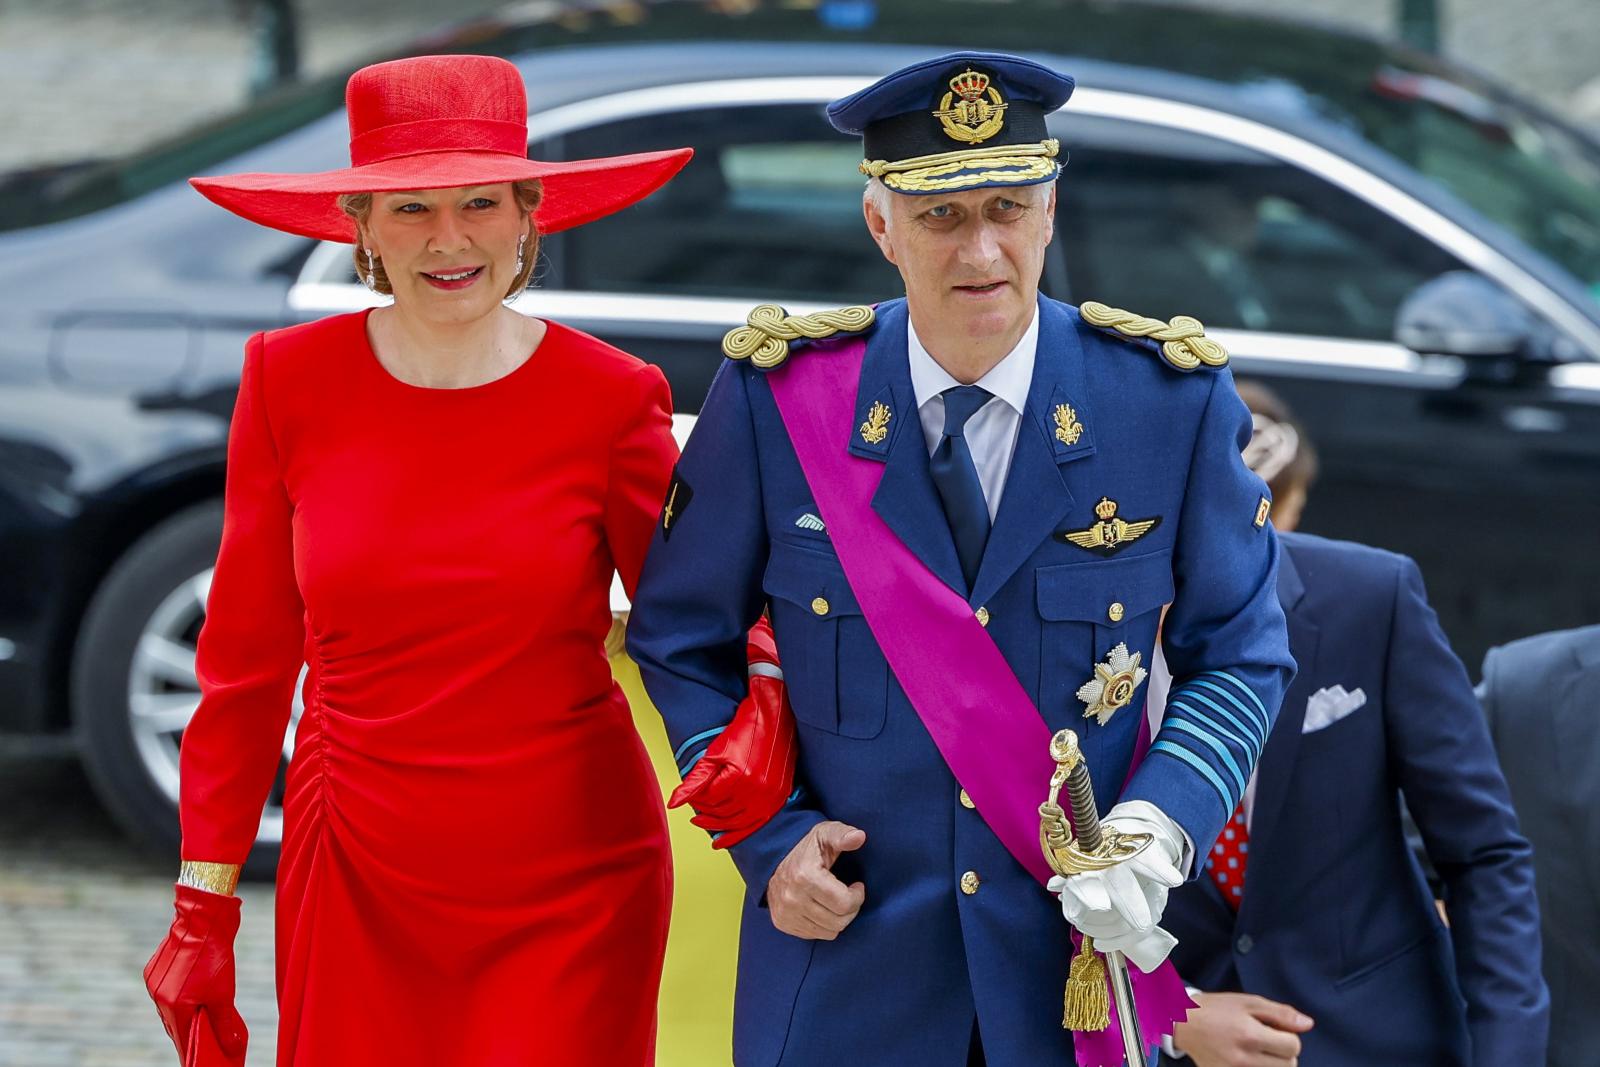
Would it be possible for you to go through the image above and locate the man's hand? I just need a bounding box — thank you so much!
[766,821,867,940]
[1048,800,1186,972]
[1172,992,1314,1067]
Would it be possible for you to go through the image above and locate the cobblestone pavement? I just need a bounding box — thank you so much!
[0,737,280,1067]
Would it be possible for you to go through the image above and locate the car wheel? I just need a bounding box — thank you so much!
[71,501,300,879]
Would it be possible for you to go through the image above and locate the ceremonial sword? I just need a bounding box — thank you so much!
[1040,729,1152,1067]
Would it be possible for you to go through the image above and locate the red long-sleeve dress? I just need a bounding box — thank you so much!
[178,310,677,1066]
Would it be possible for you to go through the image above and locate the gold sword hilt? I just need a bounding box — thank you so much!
[1039,729,1150,877]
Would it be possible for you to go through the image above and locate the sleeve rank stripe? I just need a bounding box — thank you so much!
[673,725,726,764]
[1198,670,1270,724]
[1171,686,1266,753]
[1164,718,1249,798]
[1166,697,1261,769]
[1185,679,1268,745]
[1150,739,1237,813]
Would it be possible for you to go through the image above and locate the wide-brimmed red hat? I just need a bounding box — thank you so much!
[191,54,692,242]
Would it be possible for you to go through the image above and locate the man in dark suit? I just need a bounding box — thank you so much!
[1479,624,1600,1067]
[1159,383,1548,1066]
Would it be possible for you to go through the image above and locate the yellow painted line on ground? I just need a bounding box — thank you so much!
[615,653,744,1067]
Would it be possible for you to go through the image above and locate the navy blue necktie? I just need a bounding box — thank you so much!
[930,385,992,592]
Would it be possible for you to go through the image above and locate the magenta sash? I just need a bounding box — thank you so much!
[766,337,1192,1066]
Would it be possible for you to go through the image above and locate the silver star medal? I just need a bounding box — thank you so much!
[1076,643,1149,726]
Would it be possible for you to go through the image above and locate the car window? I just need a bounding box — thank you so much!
[540,103,903,304]
[1050,112,1465,340]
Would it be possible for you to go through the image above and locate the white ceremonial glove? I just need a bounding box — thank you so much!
[1048,800,1187,974]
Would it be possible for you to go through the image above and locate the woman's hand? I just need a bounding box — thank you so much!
[144,885,249,1066]
[668,617,797,848]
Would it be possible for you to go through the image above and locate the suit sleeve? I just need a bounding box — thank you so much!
[1122,368,1295,861]
[1388,558,1549,1064]
[178,333,307,864]
[605,363,678,597]
[626,361,826,893]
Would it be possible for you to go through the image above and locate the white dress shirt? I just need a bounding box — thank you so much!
[907,307,1040,521]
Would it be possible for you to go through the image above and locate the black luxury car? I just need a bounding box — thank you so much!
[3,0,1598,869]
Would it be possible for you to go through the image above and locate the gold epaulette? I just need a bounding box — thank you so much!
[1080,301,1228,372]
[722,304,876,371]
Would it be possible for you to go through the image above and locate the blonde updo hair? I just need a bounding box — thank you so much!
[337,180,543,299]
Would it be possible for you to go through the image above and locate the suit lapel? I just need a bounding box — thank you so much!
[852,301,968,596]
[970,299,1084,608]
[1239,543,1315,915]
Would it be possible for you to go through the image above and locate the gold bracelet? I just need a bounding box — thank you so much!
[177,860,241,896]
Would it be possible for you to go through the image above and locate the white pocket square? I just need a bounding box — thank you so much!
[1303,685,1367,733]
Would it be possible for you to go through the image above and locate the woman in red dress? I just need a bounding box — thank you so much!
[142,54,693,1066]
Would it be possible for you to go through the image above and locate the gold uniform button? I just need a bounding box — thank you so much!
[1108,601,1125,623]
[960,870,981,896]
[811,597,830,617]
[975,606,991,627]
[959,789,975,810]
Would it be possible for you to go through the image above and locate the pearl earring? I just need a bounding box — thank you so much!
[364,247,376,290]
[514,233,526,276]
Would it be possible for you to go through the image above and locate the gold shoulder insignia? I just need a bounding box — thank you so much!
[722,304,876,371]
[1079,301,1229,372]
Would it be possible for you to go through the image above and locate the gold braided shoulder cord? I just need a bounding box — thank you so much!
[722,304,876,370]
[1079,301,1229,371]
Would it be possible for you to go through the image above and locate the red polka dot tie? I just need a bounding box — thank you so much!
[1206,802,1250,909]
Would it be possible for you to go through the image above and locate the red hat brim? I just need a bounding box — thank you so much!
[190,147,693,243]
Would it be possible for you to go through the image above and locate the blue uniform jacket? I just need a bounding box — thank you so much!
[628,296,1295,1067]
[1162,532,1549,1066]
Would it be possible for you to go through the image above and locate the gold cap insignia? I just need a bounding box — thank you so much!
[860,400,892,445]
[933,69,1008,144]
[1059,497,1161,556]
[722,304,876,371]
[1079,301,1229,372]
[1053,403,1083,446]
[1076,643,1148,726]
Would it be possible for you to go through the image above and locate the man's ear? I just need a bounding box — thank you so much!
[863,190,898,266]
[1044,182,1058,246]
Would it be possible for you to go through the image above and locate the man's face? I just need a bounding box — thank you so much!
[865,181,1056,351]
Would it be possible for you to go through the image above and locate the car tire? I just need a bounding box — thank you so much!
[71,500,286,880]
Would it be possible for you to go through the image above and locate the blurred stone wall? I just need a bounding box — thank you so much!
[2,0,1597,172]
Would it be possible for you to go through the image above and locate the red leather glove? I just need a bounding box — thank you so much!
[668,617,798,849]
[144,885,248,1066]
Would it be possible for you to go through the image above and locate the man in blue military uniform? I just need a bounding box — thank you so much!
[628,52,1295,1066]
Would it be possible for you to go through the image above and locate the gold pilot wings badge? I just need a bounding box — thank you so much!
[1058,497,1162,556]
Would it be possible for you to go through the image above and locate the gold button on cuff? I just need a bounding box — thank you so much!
[960,870,981,896]
[959,789,976,810]
[811,597,830,616]
[1108,601,1125,623]
[975,606,991,627]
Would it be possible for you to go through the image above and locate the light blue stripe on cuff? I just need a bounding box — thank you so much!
[1171,688,1264,754]
[1187,678,1267,741]
[1166,697,1260,769]
[673,725,725,764]
[1164,718,1246,798]
[1150,739,1234,811]
[679,747,712,777]
[1201,671,1269,723]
